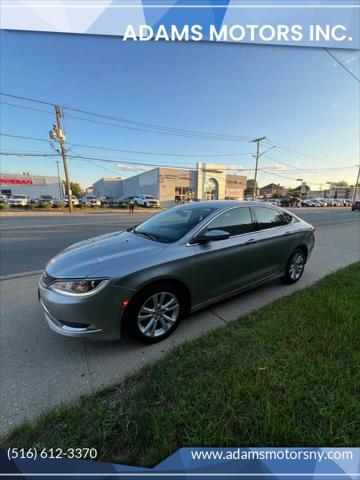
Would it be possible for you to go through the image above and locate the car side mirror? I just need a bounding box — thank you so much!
[195,229,230,244]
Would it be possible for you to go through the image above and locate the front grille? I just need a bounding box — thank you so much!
[41,272,56,287]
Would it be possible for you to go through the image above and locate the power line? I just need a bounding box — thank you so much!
[265,138,344,166]
[0,92,55,107]
[70,142,253,158]
[2,150,356,175]
[323,48,360,83]
[65,113,250,142]
[0,151,59,157]
[64,105,252,141]
[0,132,252,159]
[0,133,50,143]
[0,101,54,116]
[0,92,252,143]
[261,169,319,187]
[263,155,357,172]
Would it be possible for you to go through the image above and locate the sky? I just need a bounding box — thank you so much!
[0,29,359,190]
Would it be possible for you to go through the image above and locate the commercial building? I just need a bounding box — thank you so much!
[92,163,247,207]
[92,177,122,197]
[0,172,63,199]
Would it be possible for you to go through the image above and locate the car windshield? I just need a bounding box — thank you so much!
[12,195,26,199]
[144,195,155,199]
[133,204,216,243]
[41,196,53,200]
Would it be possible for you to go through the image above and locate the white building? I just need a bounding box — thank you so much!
[0,172,63,199]
[92,163,247,208]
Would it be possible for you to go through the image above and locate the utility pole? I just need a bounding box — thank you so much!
[352,164,360,202]
[54,160,62,200]
[251,136,266,200]
[54,105,72,212]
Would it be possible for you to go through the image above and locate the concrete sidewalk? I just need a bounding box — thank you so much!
[1,222,359,434]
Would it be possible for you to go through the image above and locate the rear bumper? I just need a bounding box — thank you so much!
[39,280,136,340]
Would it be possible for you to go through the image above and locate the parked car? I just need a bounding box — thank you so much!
[342,199,352,207]
[37,195,56,206]
[8,195,30,206]
[301,200,317,207]
[82,196,101,207]
[327,199,342,207]
[134,195,160,208]
[314,199,329,207]
[118,195,135,206]
[352,200,360,211]
[63,195,79,207]
[100,196,118,207]
[0,194,8,204]
[39,201,315,344]
[311,199,325,207]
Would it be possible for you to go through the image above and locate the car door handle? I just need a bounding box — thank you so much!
[284,231,293,236]
[246,238,258,244]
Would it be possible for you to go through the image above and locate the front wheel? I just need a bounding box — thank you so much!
[127,284,185,344]
[282,248,306,284]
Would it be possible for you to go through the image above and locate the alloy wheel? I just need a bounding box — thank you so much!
[137,292,180,338]
[288,252,305,281]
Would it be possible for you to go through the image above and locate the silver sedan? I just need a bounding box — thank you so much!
[39,201,315,343]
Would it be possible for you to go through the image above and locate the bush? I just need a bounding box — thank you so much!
[36,203,52,209]
[52,203,65,209]
[0,203,10,209]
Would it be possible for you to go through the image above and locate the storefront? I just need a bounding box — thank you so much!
[0,173,63,199]
[93,163,247,208]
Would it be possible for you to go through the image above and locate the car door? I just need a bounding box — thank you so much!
[251,206,299,277]
[193,206,264,305]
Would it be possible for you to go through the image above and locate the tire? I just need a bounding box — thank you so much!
[282,248,306,284]
[144,202,148,208]
[126,283,185,344]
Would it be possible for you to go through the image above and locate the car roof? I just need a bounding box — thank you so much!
[182,200,280,209]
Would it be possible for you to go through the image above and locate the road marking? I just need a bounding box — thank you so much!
[0,270,43,281]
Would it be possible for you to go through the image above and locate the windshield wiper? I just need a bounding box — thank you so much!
[132,228,159,242]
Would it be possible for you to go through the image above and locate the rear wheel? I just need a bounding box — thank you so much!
[282,248,306,284]
[144,202,148,207]
[127,283,185,344]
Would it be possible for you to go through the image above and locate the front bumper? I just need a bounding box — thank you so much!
[39,280,136,340]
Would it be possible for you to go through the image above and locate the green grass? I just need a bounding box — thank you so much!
[2,263,359,466]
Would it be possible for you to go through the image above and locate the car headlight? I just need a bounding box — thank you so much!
[49,279,109,297]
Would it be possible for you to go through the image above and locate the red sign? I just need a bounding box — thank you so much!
[0,178,33,185]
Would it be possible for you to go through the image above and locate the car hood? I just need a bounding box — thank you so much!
[46,231,166,278]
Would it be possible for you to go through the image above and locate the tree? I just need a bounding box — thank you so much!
[245,179,258,198]
[63,181,83,198]
[335,180,348,188]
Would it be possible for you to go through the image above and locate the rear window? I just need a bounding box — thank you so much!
[254,207,293,230]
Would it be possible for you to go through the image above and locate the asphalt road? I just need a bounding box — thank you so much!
[0,208,356,277]
[0,208,359,433]
[0,212,153,277]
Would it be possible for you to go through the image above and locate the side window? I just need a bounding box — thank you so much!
[207,207,255,236]
[254,207,292,230]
